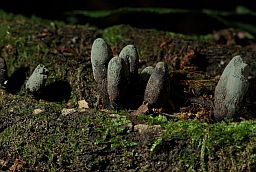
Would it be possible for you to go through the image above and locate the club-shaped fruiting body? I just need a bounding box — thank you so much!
[0,57,7,86]
[119,45,139,78]
[140,66,154,83]
[91,38,112,83]
[91,38,113,106]
[214,55,250,121]
[107,56,130,109]
[144,61,170,108]
[26,64,49,93]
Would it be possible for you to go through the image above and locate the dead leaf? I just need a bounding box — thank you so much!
[111,46,119,56]
[0,159,7,167]
[78,100,89,109]
[9,159,25,172]
[131,102,150,115]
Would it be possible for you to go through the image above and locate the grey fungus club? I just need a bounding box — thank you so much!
[26,64,49,94]
[214,55,250,122]
[144,61,170,108]
[90,38,112,107]
[107,56,130,109]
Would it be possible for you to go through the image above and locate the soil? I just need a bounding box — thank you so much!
[1,10,256,171]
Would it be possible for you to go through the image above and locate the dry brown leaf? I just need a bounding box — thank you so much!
[78,100,89,109]
[9,159,25,172]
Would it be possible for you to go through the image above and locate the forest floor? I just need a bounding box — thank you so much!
[1,9,256,171]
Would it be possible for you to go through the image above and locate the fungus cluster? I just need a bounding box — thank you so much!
[91,38,251,122]
[91,38,140,109]
[91,38,170,110]
[0,37,251,123]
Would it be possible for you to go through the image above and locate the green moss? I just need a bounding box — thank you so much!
[0,94,136,170]
[101,25,133,47]
[1,88,256,171]
[148,115,256,170]
[94,111,136,148]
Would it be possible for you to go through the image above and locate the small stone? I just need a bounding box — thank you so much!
[214,55,250,121]
[61,108,76,115]
[134,124,162,135]
[144,62,170,108]
[33,108,44,115]
[119,45,139,77]
[0,57,7,86]
[26,64,49,93]
[108,113,120,118]
[107,56,130,109]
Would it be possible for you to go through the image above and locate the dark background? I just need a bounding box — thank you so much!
[1,0,256,35]
[1,0,255,16]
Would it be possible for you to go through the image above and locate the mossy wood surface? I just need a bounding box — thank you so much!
[0,10,256,171]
